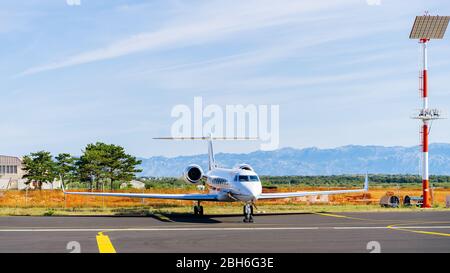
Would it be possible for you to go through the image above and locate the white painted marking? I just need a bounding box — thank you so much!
[0,227,318,232]
[333,227,389,230]
[334,226,450,230]
[387,226,450,229]
[0,226,449,232]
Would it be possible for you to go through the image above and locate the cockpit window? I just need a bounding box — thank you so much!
[238,175,249,181]
[249,175,259,181]
[238,175,259,182]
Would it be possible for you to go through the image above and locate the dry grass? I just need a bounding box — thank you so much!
[0,186,448,216]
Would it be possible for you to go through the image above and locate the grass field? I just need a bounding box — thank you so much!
[0,186,449,216]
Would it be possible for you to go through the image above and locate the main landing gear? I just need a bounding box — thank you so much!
[193,201,204,216]
[243,203,254,223]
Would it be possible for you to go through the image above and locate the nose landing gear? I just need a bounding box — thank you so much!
[193,201,204,216]
[243,203,254,223]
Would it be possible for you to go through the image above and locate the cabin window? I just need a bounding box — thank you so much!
[213,178,227,184]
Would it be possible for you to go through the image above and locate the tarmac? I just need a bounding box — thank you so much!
[0,211,449,253]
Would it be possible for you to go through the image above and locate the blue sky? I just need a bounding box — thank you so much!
[1,0,450,157]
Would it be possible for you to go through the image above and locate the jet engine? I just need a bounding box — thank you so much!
[183,164,204,184]
[235,164,254,172]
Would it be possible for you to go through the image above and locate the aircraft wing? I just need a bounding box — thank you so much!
[63,191,218,201]
[258,174,369,200]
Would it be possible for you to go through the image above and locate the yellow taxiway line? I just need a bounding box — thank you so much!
[153,213,173,222]
[96,232,117,253]
[314,212,450,238]
[387,224,450,237]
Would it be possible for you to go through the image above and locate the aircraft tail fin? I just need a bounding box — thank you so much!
[60,175,66,193]
[207,134,217,170]
[364,173,369,191]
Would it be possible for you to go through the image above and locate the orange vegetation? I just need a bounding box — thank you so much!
[0,187,449,208]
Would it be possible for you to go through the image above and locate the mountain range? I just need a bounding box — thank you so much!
[138,143,450,177]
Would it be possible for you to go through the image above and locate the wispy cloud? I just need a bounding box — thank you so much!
[19,0,353,76]
[126,17,407,92]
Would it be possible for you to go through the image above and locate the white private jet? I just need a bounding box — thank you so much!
[63,135,369,222]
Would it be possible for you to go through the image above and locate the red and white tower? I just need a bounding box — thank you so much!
[410,15,450,208]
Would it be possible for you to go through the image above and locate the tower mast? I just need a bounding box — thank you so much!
[410,14,449,208]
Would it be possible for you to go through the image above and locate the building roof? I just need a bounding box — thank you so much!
[0,155,22,165]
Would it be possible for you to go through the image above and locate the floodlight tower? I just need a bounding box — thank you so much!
[410,15,450,208]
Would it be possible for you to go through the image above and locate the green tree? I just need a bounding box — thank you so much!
[103,144,142,190]
[77,144,105,190]
[22,151,57,190]
[78,142,142,190]
[55,153,77,185]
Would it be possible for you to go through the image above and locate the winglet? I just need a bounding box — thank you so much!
[60,176,66,194]
[364,173,369,191]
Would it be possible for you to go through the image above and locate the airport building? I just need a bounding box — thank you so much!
[0,155,25,190]
[0,155,24,179]
[120,180,146,190]
[0,155,61,190]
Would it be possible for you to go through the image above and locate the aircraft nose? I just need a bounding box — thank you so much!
[242,183,262,200]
